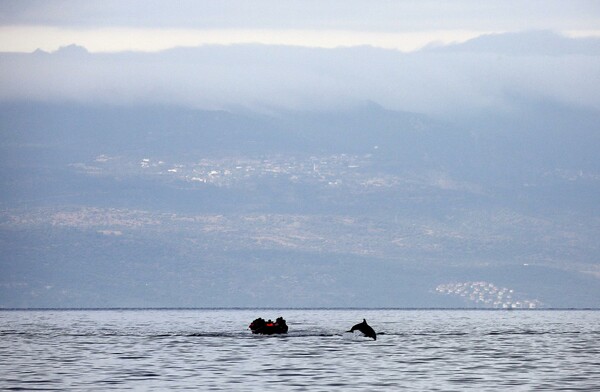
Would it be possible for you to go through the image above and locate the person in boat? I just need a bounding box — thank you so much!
[249,316,288,334]
[275,317,288,333]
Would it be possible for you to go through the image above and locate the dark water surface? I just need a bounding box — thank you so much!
[1,309,599,391]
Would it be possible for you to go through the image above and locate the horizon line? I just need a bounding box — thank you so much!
[1,307,598,311]
[3,26,600,54]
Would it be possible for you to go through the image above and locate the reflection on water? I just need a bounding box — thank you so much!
[1,309,599,390]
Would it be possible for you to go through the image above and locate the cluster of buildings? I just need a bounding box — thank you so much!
[133,154,390,189]
[435,281,541,308]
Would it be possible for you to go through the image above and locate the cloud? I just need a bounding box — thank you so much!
[2,1,599,54]
[0,32,598,116]
[1,0,599,32]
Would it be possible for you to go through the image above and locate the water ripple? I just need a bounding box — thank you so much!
[1,309,599,390]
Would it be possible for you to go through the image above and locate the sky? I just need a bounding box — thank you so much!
[1,0,599,53]
[0,1,599,115]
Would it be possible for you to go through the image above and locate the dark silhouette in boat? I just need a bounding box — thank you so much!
[249,317,288,335]
[347,319,377,340]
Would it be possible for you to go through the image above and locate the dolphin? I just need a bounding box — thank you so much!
[347,319,377,340]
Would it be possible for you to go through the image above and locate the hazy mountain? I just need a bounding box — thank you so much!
[1,30,599,308]
[426,30,600,55]
[1,31,599,115]
[1,99,599,308]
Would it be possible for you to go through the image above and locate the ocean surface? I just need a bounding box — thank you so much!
[1,309,599,391]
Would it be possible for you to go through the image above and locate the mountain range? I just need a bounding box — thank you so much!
[1,31,599,308]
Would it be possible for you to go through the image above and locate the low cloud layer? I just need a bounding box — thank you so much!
[1,31,599,117]
[2,0,598,31]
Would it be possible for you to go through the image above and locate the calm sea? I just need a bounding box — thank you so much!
[1,309,598,391]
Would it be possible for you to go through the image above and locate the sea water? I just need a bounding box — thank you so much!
[1,309,598,391]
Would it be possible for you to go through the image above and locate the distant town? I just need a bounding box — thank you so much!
[82,153,416,191]
[436,281,541,308]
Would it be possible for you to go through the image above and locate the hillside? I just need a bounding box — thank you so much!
[1,101,599,307]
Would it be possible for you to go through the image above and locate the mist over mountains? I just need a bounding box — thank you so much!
[2,31,599,114]
[1,31,599,308]
[425,29,600,55]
